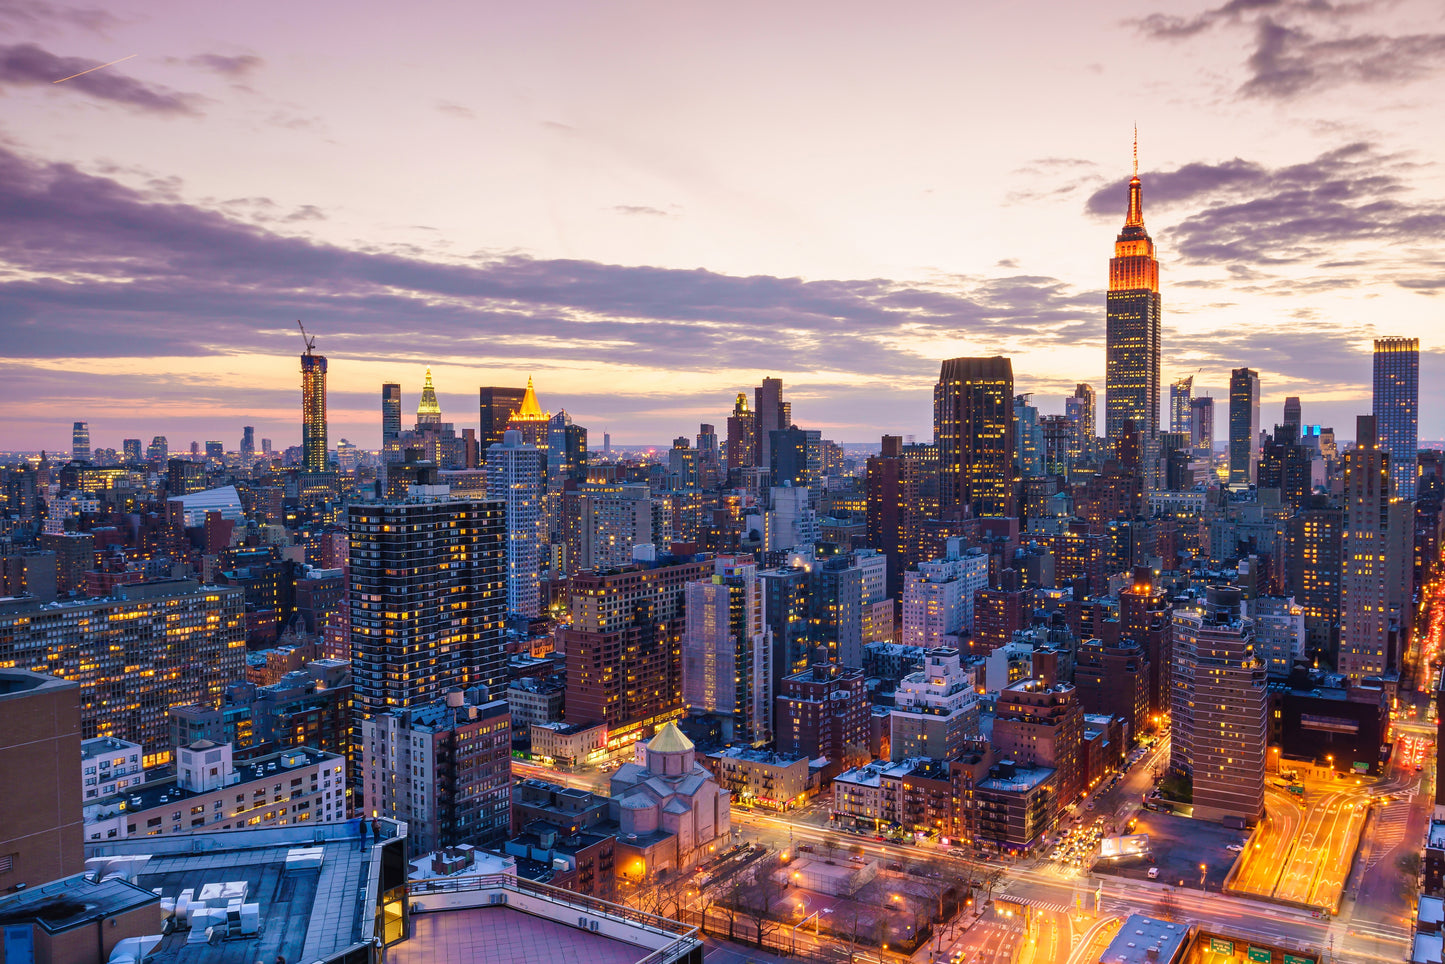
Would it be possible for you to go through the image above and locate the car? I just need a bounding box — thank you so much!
[1226,844,1244,853]
[1086,801,1095,811]
[1148,867,1160,879]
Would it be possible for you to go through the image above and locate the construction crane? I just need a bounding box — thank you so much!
[297,320,316,354]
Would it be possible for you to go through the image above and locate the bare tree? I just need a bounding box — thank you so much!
[1155,887,1180,923]
[821,833,841,862]
[733,855,786,948]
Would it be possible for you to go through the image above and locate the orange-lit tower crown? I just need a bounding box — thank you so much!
[1104,129,1162,450]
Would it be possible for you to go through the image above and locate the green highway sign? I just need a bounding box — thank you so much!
[1248,947,1271,962]
[1283,955,1312,964]
[1210,938,1235,954]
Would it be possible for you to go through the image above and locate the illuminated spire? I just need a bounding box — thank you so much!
[1125,128,1144,228]
[512,375,549,421]
[417,367,441,417]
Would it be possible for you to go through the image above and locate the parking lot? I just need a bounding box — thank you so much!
[1090,809,1247,891]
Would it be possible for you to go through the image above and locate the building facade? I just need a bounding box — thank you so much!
[1105,159,1161,448]
[936,356,1016,518]
[486,430,546,619]
[1374,336,1420,498]
[1228,367,1261,485]
[681,555,771,744]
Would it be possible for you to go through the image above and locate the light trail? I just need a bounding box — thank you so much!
[52,54,137,84]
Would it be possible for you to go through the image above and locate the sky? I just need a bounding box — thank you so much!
[1,0,1443,451]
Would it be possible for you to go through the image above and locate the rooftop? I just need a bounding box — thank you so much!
[89,746,340,818]
[403,873,699,964]
[978,762,1055,793]
[708,746,807,766]
[0,874,157,934]
[1429,821,1445,851]
[85,820,392,964]
[1100,914,1188,964]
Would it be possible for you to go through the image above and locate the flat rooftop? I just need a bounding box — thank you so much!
[94,746,339,816]
[393,906,643,964]
[88,820,388,964]
[1101,914,1188,964]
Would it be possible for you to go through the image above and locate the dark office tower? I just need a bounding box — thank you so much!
[1120,566,1171,718]
[1340,415,1412,680]
[122,439,142,464]
[479,386,527,452]
[1228,368,1261,484]
[71,421,90,462]
[1040,415,1074,476]
[300,338,328,472]
[1282,396,1302,434]
[1374,337,1420,498]
[239,426,255,463]
[754,377,786,470]
[381,382,402,450]
[1169,376,1192,435]
[867,435,917,602]
[935,356,1015,518]
[349,494,507,719]
[726,393,756,469]
[770,426,822,494]
[1066,383,1096,464]
[1105,145,1162,448]
[167,457,205,496]
[696,423,719,486]
[1258,424,1311,508]
[1190,397,1214,457]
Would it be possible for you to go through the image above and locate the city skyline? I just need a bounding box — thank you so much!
[3,0,1445,451]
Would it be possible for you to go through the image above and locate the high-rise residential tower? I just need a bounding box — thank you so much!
[1169,586,1266,823]
[935,356,1015,518]
[1228,367,1260,484]
[348,492,507,746]
[1169,376,1193,435]
[479,385,527,451]
[300,333,328,471]
[486,430,546,619]
[1373,337,1419,498]
[240,426,255,463]
[1340,415,1412,679]
[1105,143,1162,447]
[71,421,89,462]
[681,556,771,745]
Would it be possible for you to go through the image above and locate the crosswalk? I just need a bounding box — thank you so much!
[997,895,1076,915]
[1364,801,1411,871]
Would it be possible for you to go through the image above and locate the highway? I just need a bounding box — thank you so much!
[1230,785,1302,897]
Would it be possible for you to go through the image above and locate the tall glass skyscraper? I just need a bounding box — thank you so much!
[300,340,328,472]
[381,382,402,453]
[1373,336,1419,498]
[1169,376,1193,435]
[71,421,90,463]
[1228,368,1260,484]
[934,356,1015,517]
[1105,147,1161,447]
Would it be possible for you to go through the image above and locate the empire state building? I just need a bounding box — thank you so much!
[1105,144,1161,448]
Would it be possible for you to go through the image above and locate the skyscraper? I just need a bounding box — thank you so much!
[1373,337,1420,498]
[725,393,756,469]
[1169,376,1193,435]
[479,385,527,452]
[381,382,402,452]
[1282,396,1301,434]
[486,430,546,619]
[122,438,142,464]
[681,556,770,745]
[240,426,255,463]
[754,377,787,472]
[935,356,1015,518]
[1340,415,1412,679]
[1105,143,1162,447]
[71,421,90,462]
[1228,367,1260,484]
[300,333,328,472]
[348,493,507,729]
[1189,396,1214,457]
[1169,586,1266,823]
[1065,383,1096,464]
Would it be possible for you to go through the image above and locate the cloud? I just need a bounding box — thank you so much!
[0,143,1100,387]
[0,43,200,114]
[1132,0,1445,99]
[186,53,262,78]
[1084,143,1445,269]
[436,101,474,119]
[0,1,119,35]
[611,205,671,217]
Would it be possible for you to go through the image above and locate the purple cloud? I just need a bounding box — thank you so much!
[0,43,200,114]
